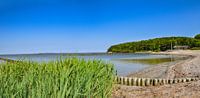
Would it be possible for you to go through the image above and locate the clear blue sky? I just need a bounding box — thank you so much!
[0,0,200,54]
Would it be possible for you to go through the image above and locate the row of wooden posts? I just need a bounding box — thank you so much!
[116,77,198,86]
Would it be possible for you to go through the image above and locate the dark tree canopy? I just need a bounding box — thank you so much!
[108,37,200,53]
[194,34,200,40]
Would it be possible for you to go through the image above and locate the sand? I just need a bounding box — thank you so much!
[112,50,200,98]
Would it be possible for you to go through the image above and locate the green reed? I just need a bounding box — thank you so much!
[0,57,115,98]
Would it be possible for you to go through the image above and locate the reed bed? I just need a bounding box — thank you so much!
[0,57,115,98]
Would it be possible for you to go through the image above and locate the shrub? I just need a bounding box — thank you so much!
[194,34,200,40]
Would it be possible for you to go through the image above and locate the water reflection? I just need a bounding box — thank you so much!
[113,56,188,65]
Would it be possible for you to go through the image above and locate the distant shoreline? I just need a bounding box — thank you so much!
[0,52,107,56]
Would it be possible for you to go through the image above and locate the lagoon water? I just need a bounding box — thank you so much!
[0,53,186,76]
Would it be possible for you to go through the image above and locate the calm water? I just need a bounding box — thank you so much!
[0,53,186,76]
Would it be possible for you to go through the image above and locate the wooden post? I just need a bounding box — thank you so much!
[136,78,142,86]
[145,78,150,86]
[133,78,137,86]
[153,79,158,86]
[141,78,146,86]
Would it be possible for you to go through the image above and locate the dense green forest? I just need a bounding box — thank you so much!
[108,37,200,53]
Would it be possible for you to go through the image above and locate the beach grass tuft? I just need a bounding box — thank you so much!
[0,57,115,98]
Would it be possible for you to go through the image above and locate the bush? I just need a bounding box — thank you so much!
[0,58,115,97]
[190,47,200,50]
[194,34,200,40]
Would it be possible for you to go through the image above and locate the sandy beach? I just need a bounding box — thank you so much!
[112,50,200,98]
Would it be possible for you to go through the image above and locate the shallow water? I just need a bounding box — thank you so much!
[0,53,186,76]
[113,57,188,65]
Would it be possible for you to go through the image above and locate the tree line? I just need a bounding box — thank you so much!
[107,36,200,53]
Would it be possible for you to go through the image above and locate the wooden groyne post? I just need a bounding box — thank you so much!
[116,77,198,86]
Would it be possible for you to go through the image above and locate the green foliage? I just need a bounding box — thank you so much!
[190,47,200,50]
[108,37,200,53]
[0,58,115,98]
[194,34,200,40]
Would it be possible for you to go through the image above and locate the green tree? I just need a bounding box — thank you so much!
[194,34,200,40]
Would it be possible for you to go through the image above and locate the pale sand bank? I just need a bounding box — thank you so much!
[113,50,200,98]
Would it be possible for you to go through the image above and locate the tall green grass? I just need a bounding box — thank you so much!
[0,57,115,98]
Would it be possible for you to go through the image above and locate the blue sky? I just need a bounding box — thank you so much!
[0,0,200,54]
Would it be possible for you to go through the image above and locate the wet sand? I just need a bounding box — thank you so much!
[112,50,200,98]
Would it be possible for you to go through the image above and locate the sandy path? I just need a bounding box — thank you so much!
[112,50,200,98]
